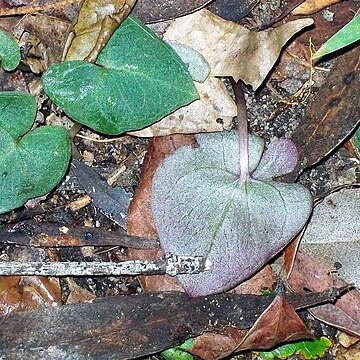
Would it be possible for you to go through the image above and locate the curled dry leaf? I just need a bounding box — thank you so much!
[236,296,313,351]
[64,0,136,61]
[292,0,342,15]
[163,9,313,89]
[128,77,236,137]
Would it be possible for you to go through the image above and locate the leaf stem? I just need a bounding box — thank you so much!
[230,78,249,182]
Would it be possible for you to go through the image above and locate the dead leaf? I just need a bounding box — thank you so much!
[0,276,61,316]
[282,45,360,182]
[163,9,313,89]
[65,278,96,304]
[206,0,258,22]
[301,188,360,287]
[236,296,313,351]
[0,290,338,359]
[127,134,196,239]
[132,0,212,23]
[128,77,236,137]
[295,1,360,48]
[288,250,360,336]
[12,14,71,72]
[64,0,136,62]
[292,0,342,15]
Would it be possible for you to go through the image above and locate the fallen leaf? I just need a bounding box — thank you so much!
[292,0,342,15]
[236,296,313,351]
[12,14,71,72]
[206,0,258,22]
[43,17,198,135]
[288,250,360,336]
[152,131,312,296]
[132,0,212,23]
[0,290,338,359]
[64,0,136,62]
[163,9,313,89]
[128,77,236,137]
[71,160,132,229]
[301,188,360,287]
[282,45,360,182]
[127,134,196,239]
[313,13,360,60]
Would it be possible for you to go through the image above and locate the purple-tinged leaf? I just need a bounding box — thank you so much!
[252,138,298,180]
[151,131,312,296]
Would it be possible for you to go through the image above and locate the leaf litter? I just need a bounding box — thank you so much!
[0,0,358,358]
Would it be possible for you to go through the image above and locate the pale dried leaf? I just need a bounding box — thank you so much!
[301,188,360,288]
[292,0,341,15]
[64,0,136,62]
[163,9,313,89]
[128,77,236,137]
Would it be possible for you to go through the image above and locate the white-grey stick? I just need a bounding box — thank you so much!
[0,254,210,277]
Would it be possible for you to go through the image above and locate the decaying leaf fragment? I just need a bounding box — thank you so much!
[292,0,342,15]
[163,9,313,89]
[129,77,236,137]
[152,131,312,296]
[64,0,136,62]
[301,188,360,288]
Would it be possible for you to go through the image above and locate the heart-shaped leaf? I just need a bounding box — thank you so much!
[0,29,20,71]
[0,92,71,214]
[42,16,199,135]
[151,131,312,296]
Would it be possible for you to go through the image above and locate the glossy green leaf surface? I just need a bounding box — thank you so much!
[0,92,71,214]
[152,131,312,296]
[258,337,332,360]
[0,29,20,71]
[43,17,198,135]
[313,14,360,59]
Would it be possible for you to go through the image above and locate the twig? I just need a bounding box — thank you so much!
[0,254,210,277]
[0,0,82,17]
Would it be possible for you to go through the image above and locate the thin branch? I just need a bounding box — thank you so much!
[0,254,210,277]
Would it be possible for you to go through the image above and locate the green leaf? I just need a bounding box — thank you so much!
[258,337,332,360]
[0,92,71,214]
[0,29,20,71]
[313,13,360,59]
[161,339,195,360]
[43,16,199,135]
[152,131,312,296]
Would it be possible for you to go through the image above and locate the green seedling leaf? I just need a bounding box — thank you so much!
[313,13,360,60]
[161,339,195,360]
[152,132,312,296]
[0,29,20,71]
[257,337,332,360]
[0,92,71,214]
[43,16,198,135]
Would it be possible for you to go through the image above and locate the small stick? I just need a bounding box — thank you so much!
[0,254,210,277]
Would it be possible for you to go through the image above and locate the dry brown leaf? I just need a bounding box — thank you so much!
[127,134,196,239]
[236,296,313,351]
[288,250,360,336]
[64,0,136,61]
[128,77,236,137]
[0,276,61,316]
[12,14,71,73]
[292,0,342,15]
[163,9,313,89]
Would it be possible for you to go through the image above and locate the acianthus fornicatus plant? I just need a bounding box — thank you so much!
[151,79,313,297]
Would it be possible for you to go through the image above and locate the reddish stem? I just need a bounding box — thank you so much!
[230,78,249,182]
